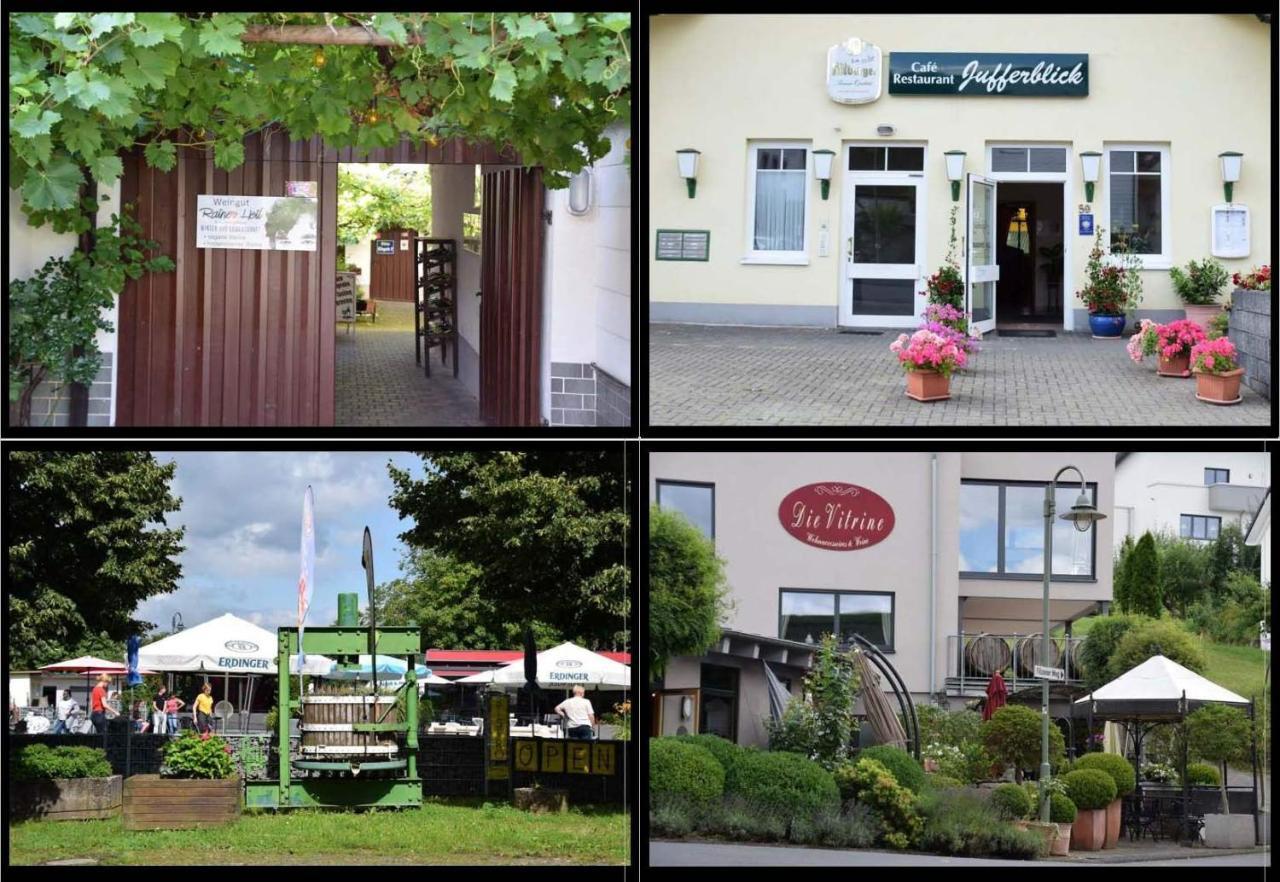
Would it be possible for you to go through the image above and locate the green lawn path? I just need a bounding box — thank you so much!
[8,798,630,865]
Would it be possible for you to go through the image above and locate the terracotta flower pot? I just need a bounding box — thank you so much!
[1157,352,1190,377]
[1071,807,1106,851]
[1184,304,1222,329]
[1026,821,1058,857]
[1194,368,1244,405]
[906,369,950,402]
[1104,797,1122,848]
[1051,822,1072,856]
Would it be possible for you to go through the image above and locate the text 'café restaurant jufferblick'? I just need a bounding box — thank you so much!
[650,15,1271,334]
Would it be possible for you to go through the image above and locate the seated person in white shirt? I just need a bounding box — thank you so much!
[554,686,596,740]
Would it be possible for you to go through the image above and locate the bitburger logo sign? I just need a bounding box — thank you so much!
[778,483,895,551]
[826,37,882,105]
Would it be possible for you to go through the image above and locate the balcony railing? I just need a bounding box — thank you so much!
[945,632,1087,696]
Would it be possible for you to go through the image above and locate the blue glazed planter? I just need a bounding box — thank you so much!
[1088,314,1126,338]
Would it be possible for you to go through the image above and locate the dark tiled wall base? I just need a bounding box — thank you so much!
[1230,290,1270,401]
[550,362,596,426]
[25,353,113,427]
[595,369,631,427]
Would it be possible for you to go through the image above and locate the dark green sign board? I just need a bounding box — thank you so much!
[656,229,710,261]
[888,53,1088,96]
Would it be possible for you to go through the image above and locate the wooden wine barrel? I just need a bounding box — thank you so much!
[1014,634,1063,679]
[300,694,399,755]
[1064,638,1085,680]
[963,633,1012,678]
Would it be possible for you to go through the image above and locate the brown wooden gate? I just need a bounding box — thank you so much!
[479,167,544,426]
[368,227,417,302]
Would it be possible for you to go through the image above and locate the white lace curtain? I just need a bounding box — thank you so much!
[754,170,805,251]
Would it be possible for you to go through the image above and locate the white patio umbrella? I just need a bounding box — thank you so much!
[471,642,631,689]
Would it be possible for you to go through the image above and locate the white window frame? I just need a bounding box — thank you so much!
[984,142,1074,331]
[1101,143,1172,270]
[742,140,812,265]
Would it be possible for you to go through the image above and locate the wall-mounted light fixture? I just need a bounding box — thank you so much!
[812,149,835,200]
[1219,151,1242,203]
[943,150,966,202]
[676,148,700,198]
[1079,151,1101,203]
[876,124,895,137]
[680,696,693,720]
[567,167,592,215]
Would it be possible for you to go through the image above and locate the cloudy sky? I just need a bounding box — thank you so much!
[136,451,428,635]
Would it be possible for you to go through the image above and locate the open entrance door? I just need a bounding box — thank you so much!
[479,167,544,426]
[966,173,999,335]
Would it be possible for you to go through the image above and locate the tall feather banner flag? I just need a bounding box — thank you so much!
[298,485,315,688]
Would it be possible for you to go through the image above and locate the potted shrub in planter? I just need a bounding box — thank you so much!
[1049,792,1077,855]
[1170,257,1230,328]
[889,327,967,402]
[1072,752,1136,848]
[1152,320,1206,378]
[1063,768,1116,851]
[1186,704,1255,848]
[9,744,121,821]
[1077,226,1142,338]
[1189,337,1245,405]
[990,782,1032,827]
[124,731,241,830]
[981,705,1065,786]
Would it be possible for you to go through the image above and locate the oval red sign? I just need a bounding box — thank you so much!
[777,482,895,551]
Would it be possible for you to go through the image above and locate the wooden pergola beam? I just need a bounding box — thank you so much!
[240,25,426,46]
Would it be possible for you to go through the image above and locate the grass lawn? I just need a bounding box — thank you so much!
[7,797,630,865]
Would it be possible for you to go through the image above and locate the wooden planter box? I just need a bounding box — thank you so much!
[123,774,241,830]
[10,775,122,821]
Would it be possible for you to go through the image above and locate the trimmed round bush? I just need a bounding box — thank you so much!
[1072,752,1136,797]
[857,745,926,795]
[727,750,840,817]
[1063,768,1117,810]
[1185,761,1221,787]
[677,733,746,779]
[990,782,1032,821]
[649,738,724,810]
[1049,792,1078,824]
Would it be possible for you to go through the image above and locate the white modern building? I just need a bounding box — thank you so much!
[1112,452,1270,547]
[1245,488,1270,587]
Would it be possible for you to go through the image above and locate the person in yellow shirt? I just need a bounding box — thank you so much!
[193,683,215,735]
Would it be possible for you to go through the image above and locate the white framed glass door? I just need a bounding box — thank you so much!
[840,170,926,328]
[966,172,999,334]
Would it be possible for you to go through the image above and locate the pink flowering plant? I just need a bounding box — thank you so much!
[1126,319,1159,364]
[920,303,981,355]
[1189,337,1240,375]
[1155,319,1207,360]
[890,328,968,378]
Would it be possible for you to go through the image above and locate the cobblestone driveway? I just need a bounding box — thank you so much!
[649,324,1271,427]
[336,301,484,427]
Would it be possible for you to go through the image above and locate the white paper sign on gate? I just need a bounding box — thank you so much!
[335,272,358,324]
[196,194,317,251]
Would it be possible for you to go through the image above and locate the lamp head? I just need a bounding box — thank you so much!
[1060,491,1106,532]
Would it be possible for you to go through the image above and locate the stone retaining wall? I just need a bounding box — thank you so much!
[1229,289,1271,400]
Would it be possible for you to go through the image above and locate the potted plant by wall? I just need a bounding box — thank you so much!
[1152,319,1207,378]
[1049,791,1077,855]
[9,744,121,821]
[1072,752,1136,848]
[1077,226,1140,338]
[889,327,967,402]
[124,731,241,830]
[1186,704,1256,848]
[1063,768,1116,851]
[1170,257,1230,328]
[1189,337,1246,405]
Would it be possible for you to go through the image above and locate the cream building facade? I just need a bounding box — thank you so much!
[650,15,1271,332]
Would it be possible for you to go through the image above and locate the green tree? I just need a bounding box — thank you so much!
[1124,532,1163,616]
[1112,534,1135,613]
[648,505,729,679]
[1207,522,1262,596]
[1107,618,1206,680]
[5,450,185,669]
[1078,614,1146,691]
[338,166,433,248]
[388,451,629,651]
[1185,704,1252,813]
[981,704,1065,784]
[1151,532,1211,617]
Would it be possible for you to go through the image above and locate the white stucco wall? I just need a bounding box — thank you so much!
[1113,451,1271,546]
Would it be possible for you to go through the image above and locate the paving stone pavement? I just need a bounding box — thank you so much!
[649,323,1273,427]
[335,301,485,427]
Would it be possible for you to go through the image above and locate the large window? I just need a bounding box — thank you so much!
[779,589,894,650]
[745,142,809,263]
[960,480,1098,579]
[699,664,738,741]
[656,480,714,540]
[1105,144,1170,267]
[1180,514,1221,541]
[1204,468,1230,486]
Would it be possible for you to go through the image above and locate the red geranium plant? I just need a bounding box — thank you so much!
[1232,264,1271,291]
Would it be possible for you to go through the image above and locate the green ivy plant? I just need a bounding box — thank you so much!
[9,12,632,233]
[8,203,175,425]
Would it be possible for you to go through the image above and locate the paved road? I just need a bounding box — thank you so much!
[648,323,1272,426]
[649,841,1271,867]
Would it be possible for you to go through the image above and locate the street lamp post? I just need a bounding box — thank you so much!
[1040,466,1106,823]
